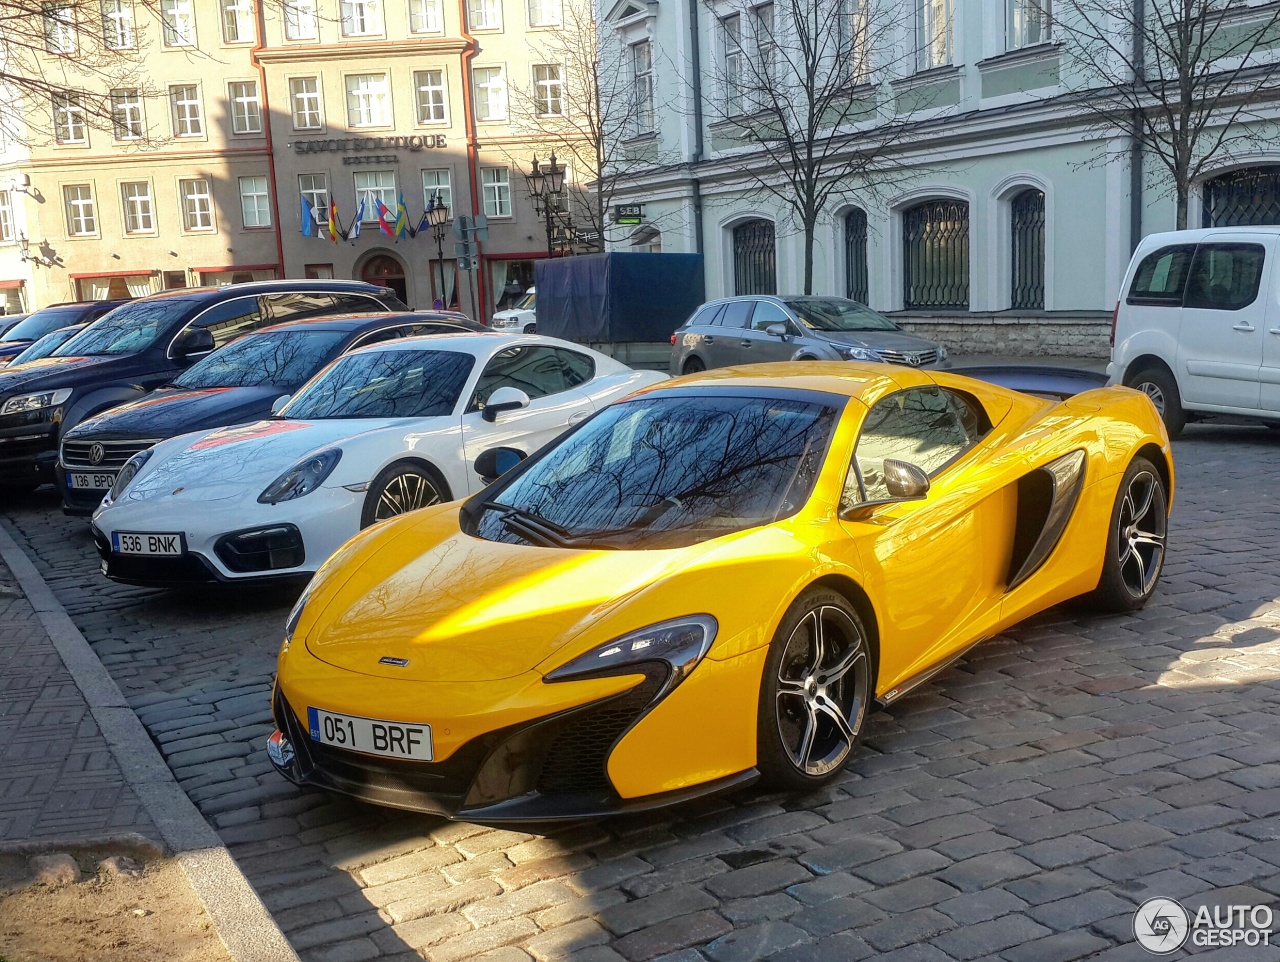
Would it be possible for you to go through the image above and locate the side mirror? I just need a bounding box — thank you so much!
[882,459,930,501]
[474,446,526,483]
[482,386,531,422]
[270,394,292,416]
[174,327,215,366]
[765,323,790,339]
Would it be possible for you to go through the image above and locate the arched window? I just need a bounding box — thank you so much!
[844,208,869,304]
[1203,166,1280,226]
[732,219,776,295]
[1010,188,1045,310]
[903,199,969,309]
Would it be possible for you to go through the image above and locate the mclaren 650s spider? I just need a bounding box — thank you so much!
[266,362,1173,821]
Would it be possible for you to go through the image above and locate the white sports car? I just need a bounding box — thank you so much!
[91,333,666,586]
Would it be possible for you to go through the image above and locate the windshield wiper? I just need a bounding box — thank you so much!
[482,501,573,548]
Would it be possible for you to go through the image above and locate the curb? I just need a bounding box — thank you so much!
[0,518,300,962]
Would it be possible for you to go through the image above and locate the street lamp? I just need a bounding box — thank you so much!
[524,152,568,258]
[426,191,450,308]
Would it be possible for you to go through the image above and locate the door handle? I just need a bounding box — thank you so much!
[568,410,590,424]
[1234,322,1256,332]
[703,336,715,344]
[1269,328,1280,336]
[741,339,752,348]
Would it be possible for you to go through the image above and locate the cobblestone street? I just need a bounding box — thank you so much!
[6,424,1280,961]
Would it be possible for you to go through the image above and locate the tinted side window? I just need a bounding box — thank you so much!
[405,322,468,337]
[557,348,595,387]
[470,345,569,410]
[751,301,791,331]
[265,292,338,321]
[331,294,388,314]
[1184,243,1265,312]
[1127,245,1196,305]
[719,301,754,329]
[846,387,990,506]
[691,304,725,327]
[193,297,265,348]
[348,327,405,350]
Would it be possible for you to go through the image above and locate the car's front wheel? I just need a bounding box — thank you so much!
[757,588,873,790]
[1125,365,1185,438]
[1088,456,1168,612]
[360,462,450,528]
[523,323,536,334]
[682,356,706,375]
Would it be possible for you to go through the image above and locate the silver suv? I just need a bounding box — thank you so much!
[670,295,948,374]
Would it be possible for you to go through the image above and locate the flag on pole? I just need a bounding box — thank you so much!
[301,195,315,237]
[327,199,339,242]
[375,199,396,236]
[394,192,409,238]
[349,199,365,240]
[412,210,429,238]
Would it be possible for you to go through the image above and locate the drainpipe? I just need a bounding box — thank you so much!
[1128,0,1145,252]
[252,1,285,278]
[458,6,487,321]
[688,0,704,254]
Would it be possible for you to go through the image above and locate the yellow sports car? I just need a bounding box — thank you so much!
[266,363,1172,820]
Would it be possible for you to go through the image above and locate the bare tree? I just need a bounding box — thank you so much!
[1058,0,1280,229]
[699,0,915,293]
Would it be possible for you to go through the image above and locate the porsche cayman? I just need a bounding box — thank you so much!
[266,362,1173,821]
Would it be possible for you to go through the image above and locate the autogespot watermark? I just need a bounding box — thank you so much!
[1134,897,1275,954]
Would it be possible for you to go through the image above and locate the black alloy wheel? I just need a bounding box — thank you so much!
[1089,456,1169,612]
[361,463,450,528]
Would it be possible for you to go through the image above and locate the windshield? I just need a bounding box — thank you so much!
[176,329,347,390]
[784,298,899,333]
[55,299,192,357]
[9,327,83,365]
[282,348,475,420]
[514,291,536,311]
[475,394,838,550]
[2,307,87,343]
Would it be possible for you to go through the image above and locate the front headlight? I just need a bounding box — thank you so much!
[105,448,153,502]
[1,388,72,415]
[840,347,882,362]
[545,616,718,692]
[280,581,314,654]
[491,316,517,329]
[258,448,342,504]
[937,345,949,361]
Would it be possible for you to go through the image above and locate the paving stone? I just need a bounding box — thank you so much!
[611,911,732,962]
[930,914,1052,960]
[1028,890,1136,931]
[704,859,810,900]
[791,896,886,937]
[597,886,717,936]
[934,851,1039,892]
[797,836,901,874]
[702,921,807,962]
[858,908,956,952]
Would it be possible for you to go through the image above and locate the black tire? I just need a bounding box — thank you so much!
[757,588,874,790]
[682,356,706,375]
[1087,456,1169,613]
[523,323,536,334]
[1125,365,1186,439]
[360,461,451,529]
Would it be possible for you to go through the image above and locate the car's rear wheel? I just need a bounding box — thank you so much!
[757,588,872,790]
[523,323,536,334]
[360,462,450,528]
[682,356,706,375]
[1088,456,1168,612]
[1125,366,1185,439]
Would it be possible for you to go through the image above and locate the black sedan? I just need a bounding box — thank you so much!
[0,325,87,370]
[0,300,129,363]
[57,311,483,515]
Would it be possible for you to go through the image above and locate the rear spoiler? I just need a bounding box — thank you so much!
[949,364,1109,400]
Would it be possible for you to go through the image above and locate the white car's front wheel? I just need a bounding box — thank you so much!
[361,461,451,528]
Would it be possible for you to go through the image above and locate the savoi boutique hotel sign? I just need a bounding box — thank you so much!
[293,134,448,161]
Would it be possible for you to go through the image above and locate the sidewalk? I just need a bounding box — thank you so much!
[0,556,158,845]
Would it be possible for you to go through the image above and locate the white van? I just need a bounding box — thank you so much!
[1110,226,1280,437]
[490,288,536,333]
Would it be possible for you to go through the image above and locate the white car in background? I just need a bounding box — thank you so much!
[491,288,536,333]
[91,333,666,586]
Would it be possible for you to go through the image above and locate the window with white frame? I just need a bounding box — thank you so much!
[414,70,448,123]
[422,169,451,213]
[354,170,396,221]
[239,176,271,228]
[0,191,14,242]
[533,64,563,116]
[345,73,391,127]
[102,0,135,48]
[53,93,87,144]
[221,0,253,42]
[63,184,96,235]
[290,77,322,129]
[754,4,775,94]
[467,0,501,30]
[528,0,560,26]
[179,178,213,230]
[111,89,144,139]
[44,3,76,53]
[1007,0,1050,50]
[472,66,506,121]
[162,0,196,46]
[410,0,442,32]
[170,85,204,137]
[229,81,262,134]
[721,13,744,116]
[916,0,952,71]
[299,173,329,224]
[284,0,318,38]
[341,0,383,35]
[631,40,653,135]
[481,167,510,217]
[120,181,154,233]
